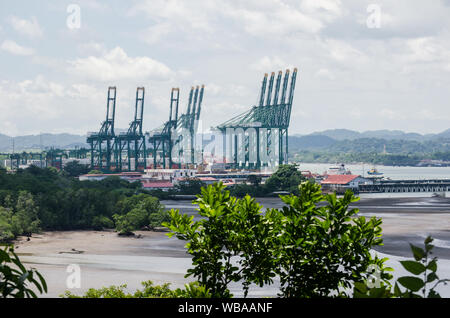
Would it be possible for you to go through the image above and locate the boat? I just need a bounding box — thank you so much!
[367,167,383,176]
[327,164,352,175]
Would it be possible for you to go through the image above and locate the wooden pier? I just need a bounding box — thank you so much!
[359,179,450,193]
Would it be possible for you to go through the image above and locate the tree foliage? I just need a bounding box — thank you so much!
[0,167,168,241]
[267,181,391,297]
[113,194,169,235]
[62,280,211,298]
[355,236,449,298]
[164,182,275,297]
[164,181,389,298]
[0,245,47,298]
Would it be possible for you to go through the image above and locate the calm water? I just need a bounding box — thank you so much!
[298,163,450,198]
[298,162,450,180]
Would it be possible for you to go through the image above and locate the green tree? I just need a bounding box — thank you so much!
[0,207,15,242]
[113,194,168,234]
[0,245,47,298]
[14,191,40,236]
[175,177,206,195]
[266,181,391,297]
[247,175,262,187]
[354,236,449,298]
[164,183,274,297]
[63,161,90,178]
[264,164,306,194]
[165,181,391,298]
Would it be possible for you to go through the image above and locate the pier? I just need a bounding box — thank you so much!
[359,179,450,193]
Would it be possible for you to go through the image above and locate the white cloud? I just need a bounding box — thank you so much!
[225,2,324,37]
[251,56,292,72]
[129,0,214,32]
[67,47,173,81]
[8,16,43,38]
[404,37,443,63]
[315,68,335,80]
[300,0,344,22]
[1,40,35,56]
[77,42,107,56]
[140,23,173,45]
[323,39,365,63]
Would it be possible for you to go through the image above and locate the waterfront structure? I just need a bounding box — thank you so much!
[216,69,298,170]
[79,171,143,182]
[359,179,450,193]
[114,87,147,172]
[148,86,204,169]
[321,174,368,193]
[87,87,117,172]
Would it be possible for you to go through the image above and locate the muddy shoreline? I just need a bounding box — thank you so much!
[11,196,450,298]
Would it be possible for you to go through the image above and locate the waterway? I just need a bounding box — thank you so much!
[299,163,450,198]
[298,162,450,180]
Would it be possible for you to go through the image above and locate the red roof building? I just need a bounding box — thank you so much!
[321,175,360,185]
[321,175,367,191]
[142,181,174,191]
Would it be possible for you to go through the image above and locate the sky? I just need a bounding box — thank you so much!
[1,0,450,137]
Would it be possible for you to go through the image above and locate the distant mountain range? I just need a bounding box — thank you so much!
[0,133,88,152]
[1,128,450,153]
[294,128,450,142]
[289,129,450,154]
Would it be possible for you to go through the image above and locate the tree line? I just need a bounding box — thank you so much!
[0,165,168,241]
[0,162,307,242]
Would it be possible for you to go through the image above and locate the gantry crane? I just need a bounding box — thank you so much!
[114,87,147,172]
[147,88,180,169]
[216,68,298,169]
[86,87,117,172]
[174,85,204,166]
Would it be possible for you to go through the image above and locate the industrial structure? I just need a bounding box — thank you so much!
[114,87,147,172]
[87,87,117,172]
[216,68,298,169]
[3,68,298,175]
[84,84,204,173]
[147,85,204,169]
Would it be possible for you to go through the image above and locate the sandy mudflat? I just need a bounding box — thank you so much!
[11,196,450,298]
[15,230,165,256]
[15,230,195,298]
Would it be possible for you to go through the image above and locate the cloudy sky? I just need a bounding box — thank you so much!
[1,0,450,136]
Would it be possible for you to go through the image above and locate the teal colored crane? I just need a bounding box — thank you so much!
[216,68,298,169]
[86,87,117,173]
[148,88,180,169]
[114,87,147,172]
[174,85,204,165]
[148,85,204,168]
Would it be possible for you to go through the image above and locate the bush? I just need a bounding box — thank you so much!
[354,236,450,298]
[113,194,169,234]
[164,181,390,298]
[164,182,274,297]
[267,181,390,297]
[61,281,211,298]
[0,245,47,298]
[92,215,114,230]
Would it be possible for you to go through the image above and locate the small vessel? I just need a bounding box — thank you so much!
[327,163,352,175]
[367,167,383,176]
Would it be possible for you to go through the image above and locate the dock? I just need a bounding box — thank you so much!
[359,179,450,193]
